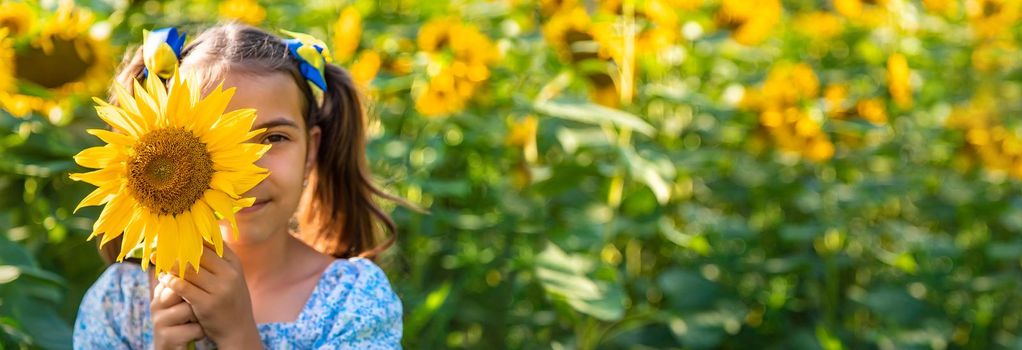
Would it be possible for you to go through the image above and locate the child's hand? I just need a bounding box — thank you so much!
[151,277,204,350]
[159,245,264,349]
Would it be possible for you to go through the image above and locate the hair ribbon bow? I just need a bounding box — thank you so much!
[282,30,334,105]
[142,27,186,80]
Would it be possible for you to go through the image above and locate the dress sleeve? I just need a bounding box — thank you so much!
[318,258,403,350]
[73,263,144,350]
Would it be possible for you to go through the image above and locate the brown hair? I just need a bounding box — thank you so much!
[99,23,404,262]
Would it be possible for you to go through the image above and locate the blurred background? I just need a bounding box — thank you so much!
[0,0,1021,348]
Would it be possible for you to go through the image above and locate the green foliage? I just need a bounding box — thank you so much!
[3,0,1022,349]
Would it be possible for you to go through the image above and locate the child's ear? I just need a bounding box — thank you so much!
[305,125,321,176]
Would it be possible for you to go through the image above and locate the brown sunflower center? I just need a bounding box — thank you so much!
[127,128,214,216]
[15,36,95,89]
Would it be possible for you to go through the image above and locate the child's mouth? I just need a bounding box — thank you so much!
[238,199,269,214]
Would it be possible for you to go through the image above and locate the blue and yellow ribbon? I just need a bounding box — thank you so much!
[282,30,333,105]
[142,27,186,80]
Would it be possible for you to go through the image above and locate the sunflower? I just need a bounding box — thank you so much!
[350,50,381,86]
[332,6,362,62]
[0,28,47,118]
[218,0,266,26]
[13,1,110,110]
[717,0,781,45]
[886,53,912,108]
[967,0,1021,39]
[70,73,270,276]
[0,29,14,94]
[834,0,890,26]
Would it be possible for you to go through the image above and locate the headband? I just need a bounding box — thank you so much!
[281,30,333,106]
[141,27,186,80]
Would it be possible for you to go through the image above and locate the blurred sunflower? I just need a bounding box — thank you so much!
[0,1,34,38]
[506,114,539,189]
[539,0,582,17]
[332,6,362,63]
[834,0,889,26]
[716,0,781,45]
[748,63,835,162]
[923,0,959,17]
[0,29,14,94]
[591,0,681,62]
[415,69,470,117]
[967,0,1020,39]
[824,84,889,125]
[541,4,638,108]
[793,11,844,41]
[886,53,912,108]
[856,98,888,124]
[507,114,539,163]
[942,94,1022,177]
[823,84,850,117]
[414,18,498,116]
[758,63,819,109]
[12,1,109,114]
[541,6,594,63]
[972,39,1018,71]
[0,28,47,118]
[218,0,266,26]
[350,50,381,87]
[70,74,269,275]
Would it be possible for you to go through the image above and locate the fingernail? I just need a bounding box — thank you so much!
[158,272,168,283]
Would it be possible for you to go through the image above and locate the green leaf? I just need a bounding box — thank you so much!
[534,99,655,137]
[405,282,451,337]
[620,146,673,205]
[535,242,624,321]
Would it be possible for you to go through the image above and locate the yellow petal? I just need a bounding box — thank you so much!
[165,74,192,127]
[174,212,202,274]
[141,215,157,272]
[192,200,224,257]
[117,206,146,262]
[93,99,143,138]
[203,189,240,240]
[156,214,179,275]
[91,193,132,244]
[132,79,160,130]
[210,144,269,171]
[218,169,269,197]
[74,182,119,213]
[69,165,124,187]
[145,75,168,127]
[204,109,259,152]
[190,84,233,132]
[74,145,124,169]
[86,129,136,147]
[209,171,240,198]
[111,82,142,121]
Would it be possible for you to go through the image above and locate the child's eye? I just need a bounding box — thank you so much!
[263,134,289,143]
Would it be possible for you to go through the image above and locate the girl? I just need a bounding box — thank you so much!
[73,24,404,349]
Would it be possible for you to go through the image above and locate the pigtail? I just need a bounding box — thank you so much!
[301,64,407,259]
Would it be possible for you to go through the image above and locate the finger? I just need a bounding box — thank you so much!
[179,263,217,294]
[152,301,198,327]
[160,272,208,307]
[159,323,205,344]
[198,244,230,275]
[152,278,183,309]
[220,242,239,265]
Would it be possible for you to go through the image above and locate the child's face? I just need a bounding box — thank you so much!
[215,72,320,244]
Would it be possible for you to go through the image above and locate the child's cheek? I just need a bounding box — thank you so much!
[258,143,305,186]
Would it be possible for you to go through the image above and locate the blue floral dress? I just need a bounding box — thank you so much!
[73,258,402,349]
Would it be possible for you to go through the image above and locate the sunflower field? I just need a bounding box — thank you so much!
[3,0,1022,348]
